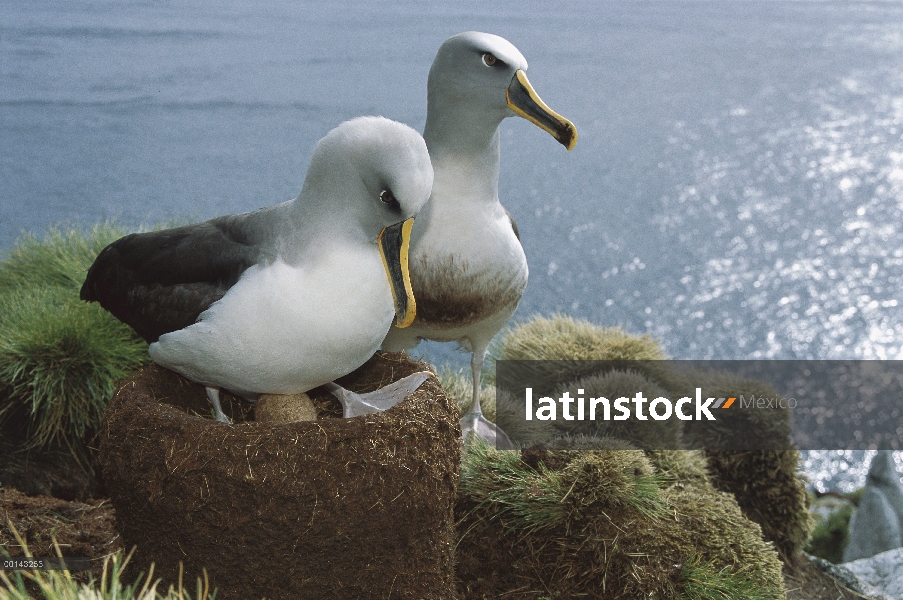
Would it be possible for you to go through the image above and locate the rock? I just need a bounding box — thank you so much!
[842,547,903,600]
[805,553,872,597]
[843,451,903,562]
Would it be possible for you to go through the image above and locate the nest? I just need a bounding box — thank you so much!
[98,352,460,600]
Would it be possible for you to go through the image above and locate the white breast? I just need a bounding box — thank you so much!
[149,250,394,397]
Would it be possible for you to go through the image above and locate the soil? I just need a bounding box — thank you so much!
[0,485,122,594]
[0,402,102,501]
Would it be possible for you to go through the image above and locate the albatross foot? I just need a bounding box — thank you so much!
[460,411,515,450]
[325,371,431,418]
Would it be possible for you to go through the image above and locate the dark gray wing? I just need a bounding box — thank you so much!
[80,213,272,343]
[504,206,520,240]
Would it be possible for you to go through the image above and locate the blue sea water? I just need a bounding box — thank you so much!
[2,0,903,491]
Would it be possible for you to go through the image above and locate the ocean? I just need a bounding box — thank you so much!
[3,0,902,491]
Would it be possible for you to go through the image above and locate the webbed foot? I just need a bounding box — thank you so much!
[460,410,515,450]
[325,371,431,418]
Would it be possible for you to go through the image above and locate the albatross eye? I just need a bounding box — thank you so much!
[482,52,497,67]
[380,189,400,210]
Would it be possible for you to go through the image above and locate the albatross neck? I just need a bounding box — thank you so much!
[423,105,504,202]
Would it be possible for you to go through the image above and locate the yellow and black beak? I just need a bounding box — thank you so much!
[506,70,578,151]
[377,217,416,328]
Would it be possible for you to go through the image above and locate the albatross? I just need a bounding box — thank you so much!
[381,32,578,447]
[81,116,434,423]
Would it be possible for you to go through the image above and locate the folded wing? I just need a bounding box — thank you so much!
[80,214,269,342]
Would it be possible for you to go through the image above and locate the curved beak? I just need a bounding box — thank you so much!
[377,217,417,328]
[506,70,578,151]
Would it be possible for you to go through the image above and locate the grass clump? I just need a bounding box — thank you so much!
[458,437,569,534]
[496,314,667,362]
[0,288,148,447]
[701,449,812,561]
[492,315,669,394]
[489,314,812,564]
[0,224,128,290]
[804,499,854,564]
[459,437,668,534]
[680,555,782,600]
[456,439,785,599]
[0,223,150,448]
[454,314,806,596]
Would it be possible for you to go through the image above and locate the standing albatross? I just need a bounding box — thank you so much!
[81,116,434,423]
[381,32,577,447]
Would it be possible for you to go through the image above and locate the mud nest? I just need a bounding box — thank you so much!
[98,352,460,600]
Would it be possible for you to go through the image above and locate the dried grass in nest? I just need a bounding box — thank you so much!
[99,352,460,600]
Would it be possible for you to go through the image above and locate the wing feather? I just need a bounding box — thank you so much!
[80,214,270,342]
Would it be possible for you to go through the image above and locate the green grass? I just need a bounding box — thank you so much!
[459,437,669,535]
[0,224,128,291]
[0,553,216,600]
[459,437,569,534]
[680,555,783,600]
[804,498,855,564]
[0,223,151,448]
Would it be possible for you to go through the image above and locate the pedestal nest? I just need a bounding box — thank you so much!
[98,352,460,600]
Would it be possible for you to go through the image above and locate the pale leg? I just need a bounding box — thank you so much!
[205,387,232,424]
[459,343,514,449]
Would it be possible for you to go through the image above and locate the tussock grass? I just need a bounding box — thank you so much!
[459,437,669,534]
[455,314,797,597]
[0,522,216,600]
[497,314,667,362]
[459,437,569,534]
[0,223,151,448]
[456,437,786,599]
[488,314,811,563]
[0,288,148,447]
[0,224,128,291]
[680,555,782,600]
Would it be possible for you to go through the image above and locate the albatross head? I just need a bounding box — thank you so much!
[426,31,577,151]
[299,116,433,328]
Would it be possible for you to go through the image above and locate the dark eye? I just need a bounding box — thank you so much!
[380,189,400,210]
[482,52,497,67]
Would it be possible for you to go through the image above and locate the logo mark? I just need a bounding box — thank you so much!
[712,397,736,409]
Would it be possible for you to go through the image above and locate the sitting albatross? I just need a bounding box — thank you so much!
[381,32,578,447]
[81,116,434,423]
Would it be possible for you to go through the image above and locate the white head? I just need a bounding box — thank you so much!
[429,32,528,121]
[298,116,433,240]
[425,32,577,152]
